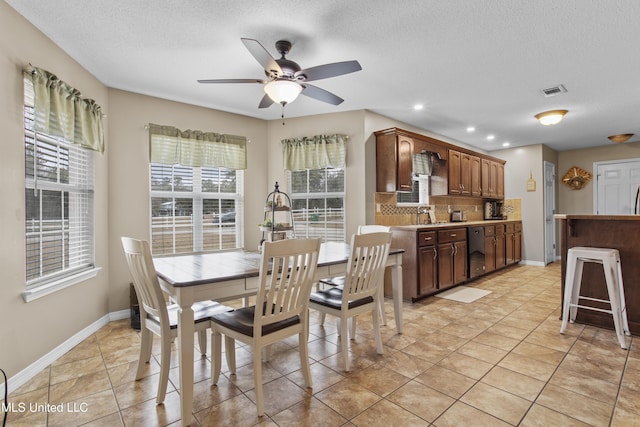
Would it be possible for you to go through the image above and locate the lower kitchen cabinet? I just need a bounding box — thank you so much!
[495,224,506,268]
[418,245,438,294]
[484,225,496,273]
[505,222,522,265]
[437,228,467,289]
[388,221,521,302]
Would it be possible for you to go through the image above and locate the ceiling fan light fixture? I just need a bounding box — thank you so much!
[608,133,634,144]
[264,80,302,104]
[534,109,568,126]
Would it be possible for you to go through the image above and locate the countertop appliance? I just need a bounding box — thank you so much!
[468,226,485,278]
[484,201,505,220]
[450,210,465,222]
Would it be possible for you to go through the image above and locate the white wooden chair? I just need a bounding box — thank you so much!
[318,225,391,333]
[309,232,392,371]
[210,238,321,417]
[121,237,232,404]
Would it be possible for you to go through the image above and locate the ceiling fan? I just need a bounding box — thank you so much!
[198,38,362,109]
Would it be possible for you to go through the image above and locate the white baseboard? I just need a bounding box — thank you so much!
[519,260,546,267]
[1,309,132,397]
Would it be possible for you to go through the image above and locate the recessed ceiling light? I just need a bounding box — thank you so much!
[466,126,475,132]
[413,104,424,111]
[502,142,510,147]
[487,135,495,140]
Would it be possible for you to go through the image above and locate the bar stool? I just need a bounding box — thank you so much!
[560,246,630,349]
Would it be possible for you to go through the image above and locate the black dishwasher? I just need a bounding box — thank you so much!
[468,226,485,278]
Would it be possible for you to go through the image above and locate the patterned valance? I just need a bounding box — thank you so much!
[281,134,347,171]
[25,65,104,153]
[149,123,247,169]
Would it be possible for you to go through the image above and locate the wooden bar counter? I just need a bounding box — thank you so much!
[556,214,639,335]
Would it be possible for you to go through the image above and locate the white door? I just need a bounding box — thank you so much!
[544,162,556,264]
[594,159,640,214]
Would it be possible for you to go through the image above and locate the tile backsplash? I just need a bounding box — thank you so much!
[374,192,522,226]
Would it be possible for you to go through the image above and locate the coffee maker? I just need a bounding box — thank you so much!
[484,201,504,220]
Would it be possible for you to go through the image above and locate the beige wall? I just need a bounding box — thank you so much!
[0,2,110,377]
[492,145,548,264]
[107,90,268,311]
[265,110,366,238]
[558,141,640,214]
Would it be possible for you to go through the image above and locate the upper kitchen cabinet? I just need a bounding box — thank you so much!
[375,128,447,193]
[375,127,503,199]
[449,150,481,197]
[481,158,505,199]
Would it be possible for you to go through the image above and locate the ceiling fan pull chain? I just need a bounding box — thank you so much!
[281,103,286,125]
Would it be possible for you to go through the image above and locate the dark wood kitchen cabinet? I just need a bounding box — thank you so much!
[388,220,521,302]
[437,228,467,289]
[448,150,480,197]
[385,228,438,301]
[418,231,438,295]
[375,128,448,193]
[484,225,496,273]
[448,149,462,195]
[505,222,522,265]
[470,155,482,197]
[481,158,505,199]
[375,133,414,192]
[495,223,506,268]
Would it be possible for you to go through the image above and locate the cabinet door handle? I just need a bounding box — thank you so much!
[433,248,437,259]
[451,243,456,255]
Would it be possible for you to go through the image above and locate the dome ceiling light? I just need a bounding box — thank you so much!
[534,109,568,126]
[608,133,634,144]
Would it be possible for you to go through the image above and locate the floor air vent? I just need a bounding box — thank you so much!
[541,84,567,97]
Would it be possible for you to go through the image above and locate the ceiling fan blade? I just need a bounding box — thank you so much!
[301,84,344,105]
[258,94,274,109]
[197,78,264,84]
[241,38,283,76]
[296,60,362,82]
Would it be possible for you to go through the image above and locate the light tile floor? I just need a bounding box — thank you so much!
[3,263,639,426]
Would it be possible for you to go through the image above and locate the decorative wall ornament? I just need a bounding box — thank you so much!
[562,166,592,190]
[526,170,536,192]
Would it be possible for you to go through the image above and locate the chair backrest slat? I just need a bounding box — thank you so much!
[357,225,390,235]
[255,238,321,334]
[342,232,392,308]
[121,237,169,327]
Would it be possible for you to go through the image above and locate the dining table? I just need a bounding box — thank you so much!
[153,241,404,424]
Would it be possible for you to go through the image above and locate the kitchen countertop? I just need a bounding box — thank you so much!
[391,219,521,230]
[555,214,640,221]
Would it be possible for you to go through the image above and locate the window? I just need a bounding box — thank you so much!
[150,164,243,255]
[24,82,95,291]
[288,168,345,242]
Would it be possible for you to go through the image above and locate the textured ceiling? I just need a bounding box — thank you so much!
[7,0,640,152]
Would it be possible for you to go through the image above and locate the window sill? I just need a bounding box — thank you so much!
[22,267,102,303]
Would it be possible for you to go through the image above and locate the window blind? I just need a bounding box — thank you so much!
[24,78,95,288]
[287,168,345,242]
[150,164,244,255]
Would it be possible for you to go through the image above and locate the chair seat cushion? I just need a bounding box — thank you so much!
[211,305,300,337]
[148,301,233,329]
[310,288,374,310]
[319,275,345,287]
